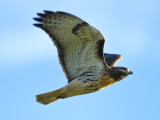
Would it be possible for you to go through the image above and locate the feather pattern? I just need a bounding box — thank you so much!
[34,11,107,82]
[34,11,133,105]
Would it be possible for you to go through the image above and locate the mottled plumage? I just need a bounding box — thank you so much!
[34,10,133,105]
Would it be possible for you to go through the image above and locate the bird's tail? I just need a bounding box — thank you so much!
[36,87,65,105]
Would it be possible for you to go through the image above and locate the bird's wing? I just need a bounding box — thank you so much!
[104,53,122,67]
[34,11,108,82]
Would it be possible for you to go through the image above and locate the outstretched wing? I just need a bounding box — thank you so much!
[104,53,122,67]
[34,11,107,82]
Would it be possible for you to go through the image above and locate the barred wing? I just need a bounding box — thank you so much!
[34,11,108,82]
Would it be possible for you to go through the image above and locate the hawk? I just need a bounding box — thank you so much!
[33,11,133,105]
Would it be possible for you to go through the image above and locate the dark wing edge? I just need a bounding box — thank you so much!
[33,10,107,82]
[104,53,122,67]
[33,11,71,79]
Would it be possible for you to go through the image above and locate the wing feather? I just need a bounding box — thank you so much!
[34,11,107,82]
[104,53,122,67]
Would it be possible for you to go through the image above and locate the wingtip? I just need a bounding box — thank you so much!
[117,54,122,60]
[43,10,55,14]
[33,24,43,28]
[33,18,42,22]
[37,13,46,17]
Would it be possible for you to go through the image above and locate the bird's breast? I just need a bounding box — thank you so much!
[98,75,116,90]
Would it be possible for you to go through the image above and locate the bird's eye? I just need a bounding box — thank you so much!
[122,68,128,72]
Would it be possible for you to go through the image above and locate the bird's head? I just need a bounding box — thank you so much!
[110,67,133,81]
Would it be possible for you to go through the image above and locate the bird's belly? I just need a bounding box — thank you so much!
[60,76,116,98]
[60,79,99,98]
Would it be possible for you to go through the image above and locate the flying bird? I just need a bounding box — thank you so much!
[33,11,133,105]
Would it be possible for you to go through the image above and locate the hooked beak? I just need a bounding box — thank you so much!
[128,70,133,75]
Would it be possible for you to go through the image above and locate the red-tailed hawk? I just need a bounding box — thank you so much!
[34,11,133,105]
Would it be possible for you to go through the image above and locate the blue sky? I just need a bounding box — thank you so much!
[0,0,160,120]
